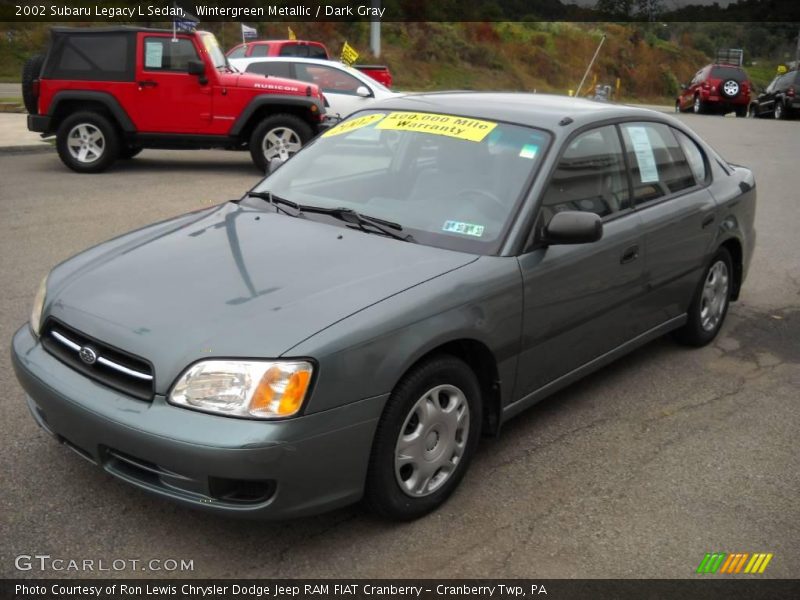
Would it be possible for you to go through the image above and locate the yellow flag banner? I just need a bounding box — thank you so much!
[287,26,297,40]
[341,41,360,65]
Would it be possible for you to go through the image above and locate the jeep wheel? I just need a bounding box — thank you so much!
[249,114,312,172]
[56,112,119,173]
[364,355,482,520]
[21,54,45,115]
[720,79,740,99]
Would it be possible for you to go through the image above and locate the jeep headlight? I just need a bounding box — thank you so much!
[30,274,48,337]
[169,360,314,419]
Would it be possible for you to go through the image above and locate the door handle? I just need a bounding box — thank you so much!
[701,214,715,229]
[138,80,158,88]
[620,245,640,264]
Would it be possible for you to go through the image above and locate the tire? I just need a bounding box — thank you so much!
[364,355,482,520]
[21,54,45,115]
[119,146,143,159]
[748,104,758,118]
[248,113,312,172]
[719,79,740,99]
[675,101,681,113]
[774,101,785,120]
[735,106,747,118]
[55,111,120,173]
[673,247,733,347]
[693,95,705,115]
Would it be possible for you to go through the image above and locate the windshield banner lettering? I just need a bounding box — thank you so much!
[376,112,498,142]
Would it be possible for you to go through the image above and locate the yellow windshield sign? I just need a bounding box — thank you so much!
[322,113,386,137]
[376,112,498,142]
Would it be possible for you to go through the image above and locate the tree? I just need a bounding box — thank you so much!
[637,0,664,22]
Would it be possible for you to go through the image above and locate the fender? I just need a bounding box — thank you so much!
[48,90,135,132]
[230,94,325,137]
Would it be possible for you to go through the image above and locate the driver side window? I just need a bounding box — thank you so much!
[540,125,631,224]
[143,37,198,71]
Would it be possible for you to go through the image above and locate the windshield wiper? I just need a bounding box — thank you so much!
[245,193,414,242]
[245,191,301,217]
[300,206,415,242]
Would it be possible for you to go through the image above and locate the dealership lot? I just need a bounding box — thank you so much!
[1,113,798,578]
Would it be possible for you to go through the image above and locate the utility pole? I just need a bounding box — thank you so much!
[370,0,381,58]
[576,34,606,97]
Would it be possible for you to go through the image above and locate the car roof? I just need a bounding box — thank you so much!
[363,92,671,133]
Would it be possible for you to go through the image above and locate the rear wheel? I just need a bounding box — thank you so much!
[673,247,733,347]
[735,106,747,118]
[364,355,482,520]
[693,95,705,115]
[748,104,758,118]
[720,79,740,99]
[21,54,45,114]
[248,114,312,172]
[55,112,119,173]
[774,101,785,120]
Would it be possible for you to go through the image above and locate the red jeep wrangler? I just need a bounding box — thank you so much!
[23,27,329,173]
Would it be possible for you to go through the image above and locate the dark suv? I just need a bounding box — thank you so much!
[23,27,329,173]
[676,64,751,117]
[749,69,800,119]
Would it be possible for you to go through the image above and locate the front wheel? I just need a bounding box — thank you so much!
[673,247,733,347]
[364,355,482,520]
[55,112,119,173]
[249,114,312,172]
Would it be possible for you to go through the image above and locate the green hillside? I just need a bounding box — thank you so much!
[0,21,793,101]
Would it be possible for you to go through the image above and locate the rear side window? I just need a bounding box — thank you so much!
[541,125,631,221]
[143,37,199,71]
[228,46,246,59]
[673,129,708,185]
[308,45,328,59]
[250,45,269,57]
[44,32,135,81]
[620,122,697,205]
[246,62,294,78]
[279,44,305,57]
[710,66,747,81]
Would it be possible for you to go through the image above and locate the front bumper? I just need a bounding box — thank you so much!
[11,325,387,519]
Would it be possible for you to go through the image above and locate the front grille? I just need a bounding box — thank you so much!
[41,319,154,401]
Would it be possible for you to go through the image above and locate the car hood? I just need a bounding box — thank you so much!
[46,202,477,394]
[218,70,318,96]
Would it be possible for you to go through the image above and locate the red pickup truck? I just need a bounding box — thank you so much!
[227,40,393,88]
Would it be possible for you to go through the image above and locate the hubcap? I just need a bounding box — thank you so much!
[723,80,739,97]
[67,123,105,164]
[262,126,302,161]
[394,384,470,498]
[700,260,729,332]
[775,105,782,119]
[694,97,701,113]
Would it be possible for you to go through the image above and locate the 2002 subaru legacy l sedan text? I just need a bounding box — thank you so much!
[12,94,756,520]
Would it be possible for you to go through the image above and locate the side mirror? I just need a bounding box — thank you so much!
[267,157,286,175]
[187,60,207,84]
[355,85,372,98]
[543,211,603,245]
[187,60,205,76]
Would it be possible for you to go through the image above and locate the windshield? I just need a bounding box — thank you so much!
[252,110,551,254]
[200,32,228,69]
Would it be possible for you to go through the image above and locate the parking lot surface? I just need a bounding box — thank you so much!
[1,114,798,578]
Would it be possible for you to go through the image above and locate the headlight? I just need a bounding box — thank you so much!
[169,360,314,419]
[30,274,48,337]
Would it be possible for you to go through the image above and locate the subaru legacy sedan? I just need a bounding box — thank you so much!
[12,94,756,520]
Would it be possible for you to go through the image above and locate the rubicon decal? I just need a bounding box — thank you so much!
[696,552,774,574]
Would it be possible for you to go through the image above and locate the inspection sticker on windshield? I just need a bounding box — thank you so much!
[322,113,386,137]
[376,112,498,142]
[627,126,659,183]
[519,144,539,159]
[443,220,485,237]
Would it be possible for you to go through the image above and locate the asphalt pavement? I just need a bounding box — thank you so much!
[1,114,798,579]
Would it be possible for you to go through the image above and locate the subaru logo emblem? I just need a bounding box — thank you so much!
[79,346,97,365]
